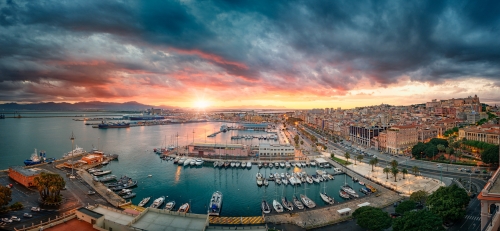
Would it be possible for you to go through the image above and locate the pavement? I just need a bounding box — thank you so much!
[326,152,445,196]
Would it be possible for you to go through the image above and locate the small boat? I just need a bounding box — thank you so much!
[93,170,112,176]
[241,161,246,168]
[359,181,365,186]
[360,187,370,194]
[94,175,116,182]
[261,200,271,214]
[339,190,350,199]
[285,162,291,168]
[256,172,263,179]
[122,192,136,199]
[310,162,317,167]
[148,175,152,178]
[246,162,252,168]
[173,157,179,164]
[269,163,274,168]
[150,196,165,209]
[281,197,294,211]
[101,161,109,165]
[213,161,218,168]
[195,158,203,166]
[164,201,176,211]
[276,178,282,185]
[189,159,196,166]
[292,195,304,209]
[279,162,285,168]
[311,175,320,183]
[235,162,241,167]
[218,162,224,168]
[269,173,274,179]
[273,200,284,213]
[291,162,296,167]
[341,185,359,198]
[257,178,263,186]
[118,189,132,195]
[183,158,192,166]
[264,162,268,168]
[282,178,288,185]
[300,194,316,208]
[301,162,306,167]
[178,157,186,165]
[306,176,313,184]
[320,192,334,205]
[224,162,230,168]
[138,197,151,207]
[327,174,334,180]
[230,162,235,167]
[258,162,262,168]
[275,163,280,168]
[264,179,269,186]
[352,177,359,182]
[110,180,138,191]
[178,203,190,213]
[208,191,223,216]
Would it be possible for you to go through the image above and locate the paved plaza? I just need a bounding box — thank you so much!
[325,152,445,196]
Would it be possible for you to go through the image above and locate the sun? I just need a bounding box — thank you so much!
[194,100,210,109]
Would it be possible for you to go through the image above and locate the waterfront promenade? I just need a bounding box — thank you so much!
[323,152,445,196]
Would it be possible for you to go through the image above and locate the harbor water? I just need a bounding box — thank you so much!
[0,112,366,216]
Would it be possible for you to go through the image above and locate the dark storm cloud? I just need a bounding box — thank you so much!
[1,0,500,102]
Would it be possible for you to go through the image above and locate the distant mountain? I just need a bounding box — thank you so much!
[0,101,177,111]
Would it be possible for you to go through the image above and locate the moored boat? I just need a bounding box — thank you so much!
[300,194,316,208]
[272,200,284,213]
[292,195,304,209]
[320,192,334,205]
[281,197,294,211]
[122,192,136,199]
[261,200,271,214]
[339,190,350,199]
[235,162,241,167]
[264,179,269,186]
[246,162,252,168]
[178,203,190,213]
[195,158,203,166]
[24,149,45,166]
[164,201,175,211]
[150,196,165,209]
[184,158,192,166]
[63,145,85,158]
[93,170,112,176]
[213,161,218,168]
[138,197,151,207]
[208,191,223,216]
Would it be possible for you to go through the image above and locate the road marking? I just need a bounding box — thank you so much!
[465,215,481,221]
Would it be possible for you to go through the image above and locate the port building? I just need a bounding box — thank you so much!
[258,143,295,160]
[8,166,51,188]
[240,123,269,131]
[188,143,250,158]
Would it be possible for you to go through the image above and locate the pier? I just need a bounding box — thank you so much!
[209,216,265,225]
[207,131,222,137]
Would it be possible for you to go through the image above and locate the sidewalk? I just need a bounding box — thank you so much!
[319,152,445,196]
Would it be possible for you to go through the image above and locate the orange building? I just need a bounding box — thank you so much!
[8,166,50,188]
[81,153,104,164]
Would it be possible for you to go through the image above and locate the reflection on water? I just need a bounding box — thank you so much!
[174,166,182,183]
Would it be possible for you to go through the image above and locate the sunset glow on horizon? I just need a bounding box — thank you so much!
[1,1,500,109]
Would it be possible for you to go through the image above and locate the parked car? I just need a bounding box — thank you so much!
[474,169,480,173]
[466,169,472,173]
[11,216,20,221]
[390,213,402,218]
[1,218,12,223]
[87,191,96,195]
[31,207,40,212]
[23,213,32,218]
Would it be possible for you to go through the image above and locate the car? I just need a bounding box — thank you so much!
[443,220,454,227]
[31,207,40,212]
[11,216,20,221]
[466,169,472,173]
[391,212,402,218]
[23,213,32,218]
[483,170,488,174]
[474,170,480,173]
[87,191,96,195]
[436,164,442,168]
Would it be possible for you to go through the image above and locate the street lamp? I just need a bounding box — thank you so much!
[469,173,472,193]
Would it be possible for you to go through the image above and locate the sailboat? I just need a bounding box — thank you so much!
[341,172,359,198]
[281,185,293,211]
[320,180,334,205]
[261,200,271,214]
[273,200,284,213]
[300,182,316,208]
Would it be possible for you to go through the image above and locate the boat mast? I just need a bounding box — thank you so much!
[70,132,75,176]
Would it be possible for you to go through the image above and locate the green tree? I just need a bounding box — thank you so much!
[33,172,66,203]
[410,190,428,205]
[436,144,445,153]
[427,185,470,221]
[402,168,408,179]
[330,153,335,159]
[357,155,363,165]
[383,167,390,179]
[0,185,12,209]
[412,142,427,159]
[411,166,419,177]
[374,157,379,169]
[294,135,299,145]
[300,140,304,145]
[425,145,438,159]
[481,145,500,164]
[392,210,444,231]
[344,152,350,164]
[391,160,399,169]
[369,159,376,172]
[352,206,392,231]
[395,200,416,214]
[430,138,448,147]
[391,168,399,182]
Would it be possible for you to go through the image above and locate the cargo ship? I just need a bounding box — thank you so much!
[98,121,130,129]
[24,149,46,166]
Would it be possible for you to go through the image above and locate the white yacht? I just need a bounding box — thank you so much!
[273,200,284,213]
[63,145,85,157]
[150,196,165,209]
[178,157,186,165]
[195,158,203,166]
[208,191,223,216]
[183,158,192,166]
[189,159,196,166]
[300,194,316,208]
[246,162,252,168]
[138,197,151,207]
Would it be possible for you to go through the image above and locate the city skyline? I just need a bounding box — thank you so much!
[1,1,500,109]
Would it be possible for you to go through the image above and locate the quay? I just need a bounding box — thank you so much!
[209,216,265,225]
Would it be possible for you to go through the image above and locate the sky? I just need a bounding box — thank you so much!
[1,0,500,109]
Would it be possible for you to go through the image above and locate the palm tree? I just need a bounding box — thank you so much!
[391,168,399,182]
[402,168,408,179]
[369,159,376,172]
[412,166,419,177]
[383,167,390,179]
[374,157,379,169]
[357,155,363,165]
[344,152,350,165]
[33,172,65,203]
[390,160,398,169]
[436,144,445,153]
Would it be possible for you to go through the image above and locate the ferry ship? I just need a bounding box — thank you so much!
[63,145,85,157]
[24,149,45,166]
[98,121,130,129]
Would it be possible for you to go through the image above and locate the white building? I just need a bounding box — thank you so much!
[258,143,295,160]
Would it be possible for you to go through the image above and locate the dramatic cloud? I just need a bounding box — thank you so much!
[1,0,500,108]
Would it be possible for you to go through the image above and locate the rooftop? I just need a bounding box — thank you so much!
[131,209,208,231]
[191,143,245,148]
[45,218,98,231]
[92,206,136,225]
[77,207,104,219]
[9,166,50,177]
